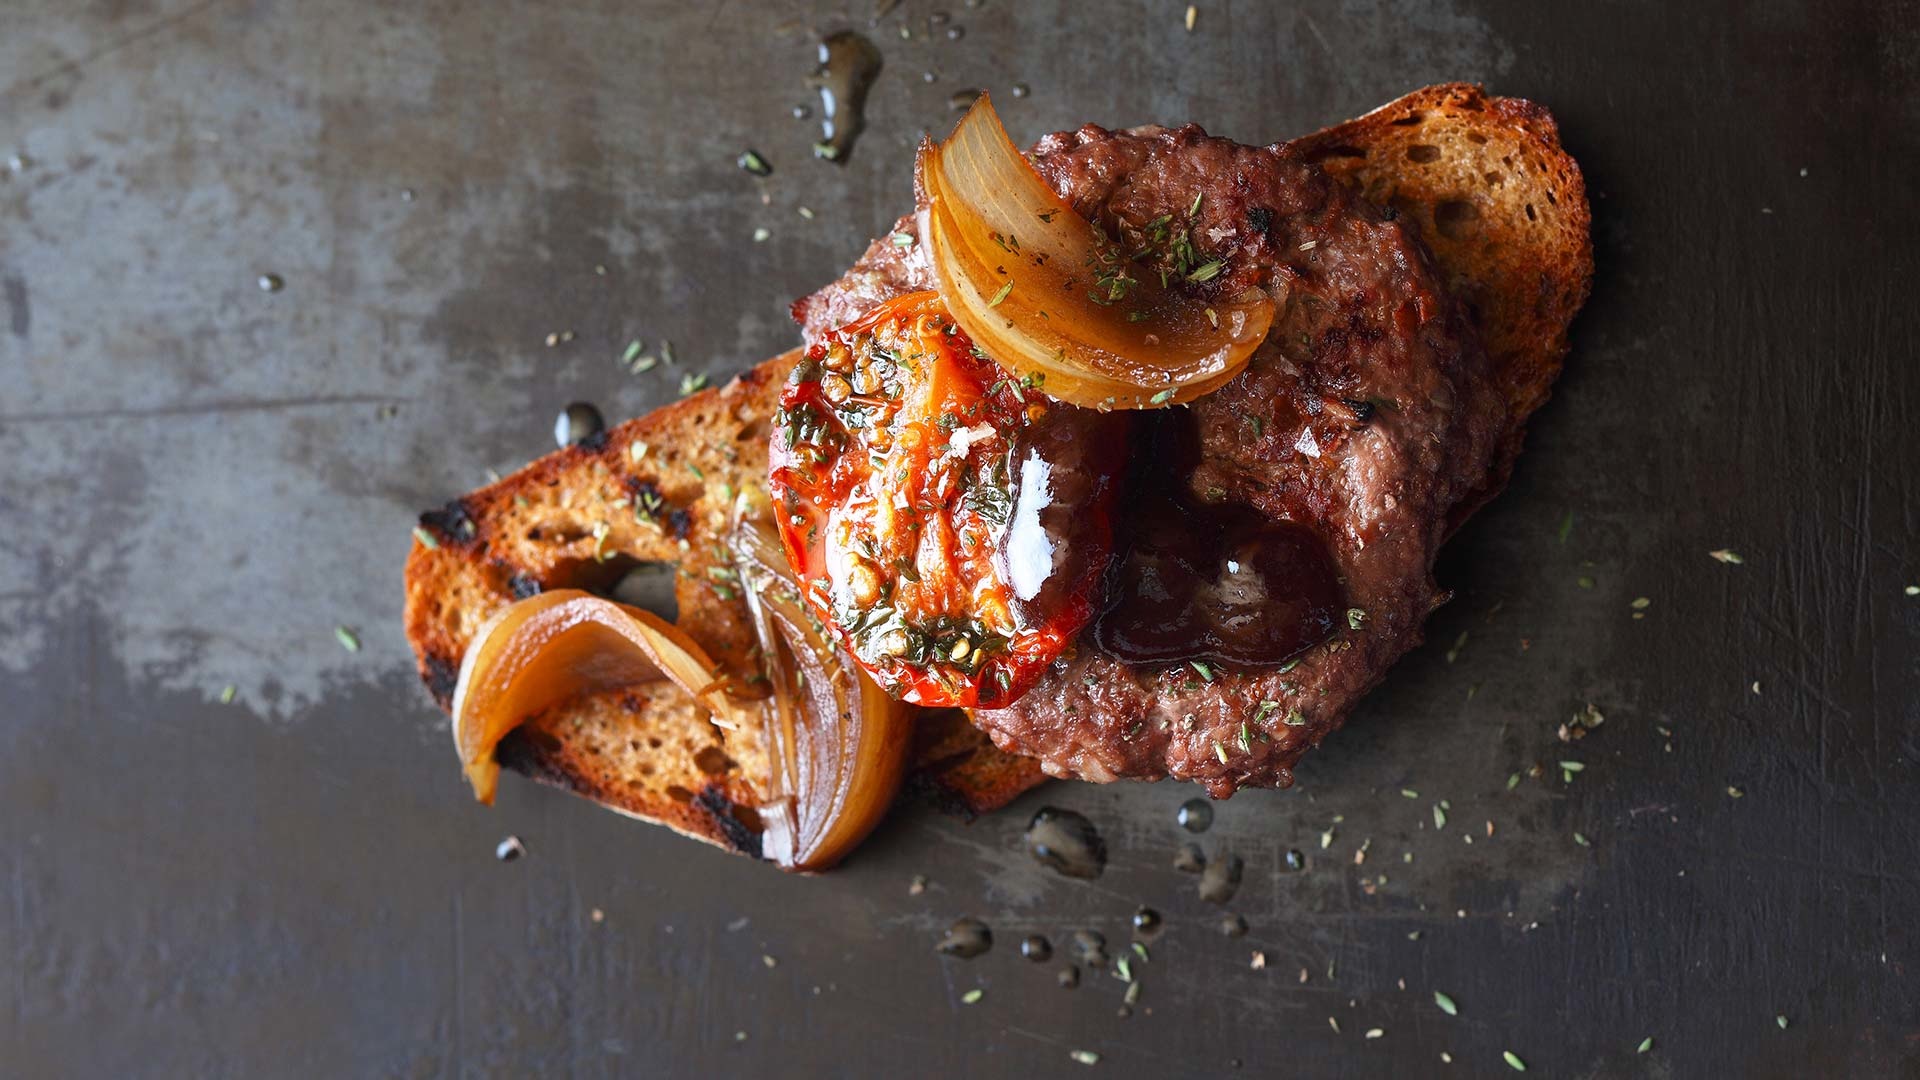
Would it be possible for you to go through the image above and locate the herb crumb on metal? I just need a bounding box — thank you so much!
[1069,1050,1100,1066]
[218,685,237,705]
[1637,1036,1654,1053]
[333,626,361,653]
[1776,1014,1789,1029]
[1503,1050,1527,1071]
[961,988,984,1004]
[1365,1028,1384,1040]
[736,149,772,176]
[1184,5,1197,31]
[1709,548,1744,564]
[1434,991,1459,1016]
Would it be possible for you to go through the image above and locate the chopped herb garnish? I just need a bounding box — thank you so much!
[1559,760,1585,772]
[1503,1050,1527,1071]
[622,339,643,363]
[1637,1036,1654,1053]
[1213,741,1228,764]
[1284,707,1306,727]
[1069,1050,1100,1066]
[988,280,1014,307]
[1709,548,1744,564]
[1149,389,1175,405]
[1557,510,1574,543]
[1776,1014,1789,1030]
[1186,259,1225,283]
[412,526,440,550]
[1346,607,1367,631]
[891,231,916,247]
[679,372,709,396]
[1432,804,1447,829]
[1189,191,1204,217]
[333,626,361,653]
[1507,772,1522,790]
[1434,991,1458,1016]
[1573,831,1591,847]
[736,149,771,176]
[1190,659,1214,681]
[1401,789,1419,799]
[218,684,237,705]
[961,988,983,1005]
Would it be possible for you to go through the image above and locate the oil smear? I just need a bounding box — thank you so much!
[811,31,883,163]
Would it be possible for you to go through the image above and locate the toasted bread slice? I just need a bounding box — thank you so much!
[403,83,1591,856]
[1290,82,1594,527]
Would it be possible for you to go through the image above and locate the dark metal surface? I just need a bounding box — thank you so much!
[3,1,1916,1076]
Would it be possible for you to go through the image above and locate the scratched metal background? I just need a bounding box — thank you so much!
[3,0,1917,1076]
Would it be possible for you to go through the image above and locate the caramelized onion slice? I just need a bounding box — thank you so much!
[730,507,915,872]
[451,590,738,804]
[918,94,1275,409]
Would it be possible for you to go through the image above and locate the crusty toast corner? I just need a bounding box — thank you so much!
[1291,82,1594,526]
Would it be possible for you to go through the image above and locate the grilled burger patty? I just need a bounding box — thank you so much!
[793,122,1504,796]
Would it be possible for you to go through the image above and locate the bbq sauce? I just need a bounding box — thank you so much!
[811,32,883,162]
[1094,413,1342,668]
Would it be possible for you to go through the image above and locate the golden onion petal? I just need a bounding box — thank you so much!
[451,590,738,804]
[730,508,914,872]
[918,94,1274,409]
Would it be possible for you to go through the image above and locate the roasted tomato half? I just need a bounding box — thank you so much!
[769,291,1128,708]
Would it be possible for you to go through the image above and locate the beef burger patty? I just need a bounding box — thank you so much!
[793,122,1504,796]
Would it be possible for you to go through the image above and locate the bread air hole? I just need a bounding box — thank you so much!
[1434,200,1480,240]
[1406,144,1441,163]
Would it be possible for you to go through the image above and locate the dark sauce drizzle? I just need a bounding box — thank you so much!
[1094,412,1342,669]
[811,32,883,163]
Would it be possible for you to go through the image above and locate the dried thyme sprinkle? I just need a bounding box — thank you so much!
[1637,1036,1654,1053]
[333,626,361,653]
[1069,1050,1100,1066]
[737,149,771,176]
[1503,1050,1527,1071]
[1254,700,1279,723]
[1186,259,1224,283]
[411,526,440,550]
[988,280,1014,307]
[1709,548,1744,564]
[961,988,983,1005]
[218,685,237,705]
